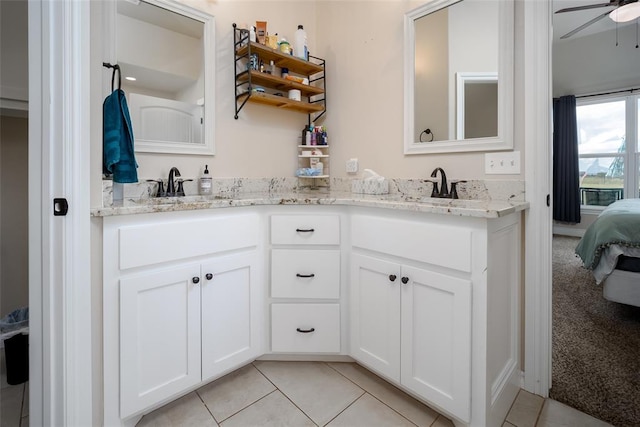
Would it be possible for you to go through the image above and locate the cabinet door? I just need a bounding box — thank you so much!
[201,252,262,381]
[120,264,202,418]
[400,265,472,422]
[350,253,401,382]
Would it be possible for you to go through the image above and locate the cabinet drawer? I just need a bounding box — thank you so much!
[271,215,340,245]
[118,213,259,270]
[351,214,472,272]
[271,304,340,353]
[271,249,340,299]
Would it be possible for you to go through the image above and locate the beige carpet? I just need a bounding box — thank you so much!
[550,235,640,427]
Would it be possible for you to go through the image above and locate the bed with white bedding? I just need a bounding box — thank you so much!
[575,199,640,307]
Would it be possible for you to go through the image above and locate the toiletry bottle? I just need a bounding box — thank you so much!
[199,165,212,195]
[306,125,312,145]
[294,25,308,60]
[249,26,256,43]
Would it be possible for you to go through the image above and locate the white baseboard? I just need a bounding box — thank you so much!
[552,225,585,238]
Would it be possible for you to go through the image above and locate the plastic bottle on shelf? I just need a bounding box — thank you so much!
[249,26,256,43]
[294,25,308,60]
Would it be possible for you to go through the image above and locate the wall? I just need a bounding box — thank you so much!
[91,0,524,207]
[0,116,29,317]
[553,25,640,97]
[552,25,640,234]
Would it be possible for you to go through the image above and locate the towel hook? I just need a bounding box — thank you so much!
[102,62,121,92]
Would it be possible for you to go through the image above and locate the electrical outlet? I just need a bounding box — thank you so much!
[346,158,359,174]
[485,151,521,174]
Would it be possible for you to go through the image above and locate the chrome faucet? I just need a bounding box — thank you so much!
[430,167,449,198]
[166,167,181,197]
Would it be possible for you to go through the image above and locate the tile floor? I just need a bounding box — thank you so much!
[133,361,614,427]
[0,365,29,427]
[0,359,614,427]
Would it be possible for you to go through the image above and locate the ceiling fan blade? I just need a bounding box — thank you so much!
[555,1,618,14]
[559,10,611,39]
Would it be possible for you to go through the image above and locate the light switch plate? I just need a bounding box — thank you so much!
[485,151,521,174]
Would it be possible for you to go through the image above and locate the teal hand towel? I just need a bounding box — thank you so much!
[103,89,138,183]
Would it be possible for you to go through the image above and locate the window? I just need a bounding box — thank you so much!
[576,94,639,208]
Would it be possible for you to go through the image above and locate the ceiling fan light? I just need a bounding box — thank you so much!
[609,3,640,23]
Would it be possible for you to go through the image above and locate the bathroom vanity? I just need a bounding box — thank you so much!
[99,192,526,427]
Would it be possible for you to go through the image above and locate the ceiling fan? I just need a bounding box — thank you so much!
[556,0,640,39]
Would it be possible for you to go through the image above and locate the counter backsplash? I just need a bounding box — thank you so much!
[102,177,525,207]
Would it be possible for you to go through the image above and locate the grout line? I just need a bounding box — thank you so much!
[320,390,366,427]
[533,398,547,427]
[195,388,219,425]
[326,361,432,427]
[363,392,420,427]
[251,362,319,426]
[503,388,521,426]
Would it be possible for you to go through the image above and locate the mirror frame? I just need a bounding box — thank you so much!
[403,0,514,154]
[107,0,216,156]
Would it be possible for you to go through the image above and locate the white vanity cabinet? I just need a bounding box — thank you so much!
[103,209,263,424]
[350,253,471,419]
[350,209,521,427]
[269,214,342,353]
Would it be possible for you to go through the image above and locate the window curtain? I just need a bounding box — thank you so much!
[553,95,581,223]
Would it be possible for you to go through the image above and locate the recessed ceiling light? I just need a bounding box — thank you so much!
[125,76,137,81]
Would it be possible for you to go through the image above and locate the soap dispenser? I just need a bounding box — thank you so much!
[199,165,213,195]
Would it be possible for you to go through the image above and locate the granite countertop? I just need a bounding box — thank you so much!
[91,190,529,219]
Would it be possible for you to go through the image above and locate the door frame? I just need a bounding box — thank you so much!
[28,0,93,424]
[523,0,553,396]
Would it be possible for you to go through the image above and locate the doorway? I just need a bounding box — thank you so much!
[0,0,30,424]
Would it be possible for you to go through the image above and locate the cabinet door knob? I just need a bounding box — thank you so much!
[296,273,315,278]
[296,327,315,333]
[295,228,315,233]
[401,277,409,284]
[192,276,200,284]
[205,273,213,280]
[389,274,397,282]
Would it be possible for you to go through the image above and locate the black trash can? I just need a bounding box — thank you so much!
[4,333,28,385]
[1,307,29,385]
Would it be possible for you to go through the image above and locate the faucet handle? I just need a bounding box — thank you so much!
[146,179,166,197]
[426,178,439,198]
[176,179,193,197]
[449,180,467,200]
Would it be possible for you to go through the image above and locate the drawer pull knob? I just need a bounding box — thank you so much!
[295,228,315,233]
[205,273,213,280]
[401,277,409,284]
[296,327,315,333]
[192,277,200,284]
[389,274,397,282]
[296,273,315,278]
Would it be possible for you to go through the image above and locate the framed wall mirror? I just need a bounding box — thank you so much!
[112,0,215,155]
[404,0,514,154]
